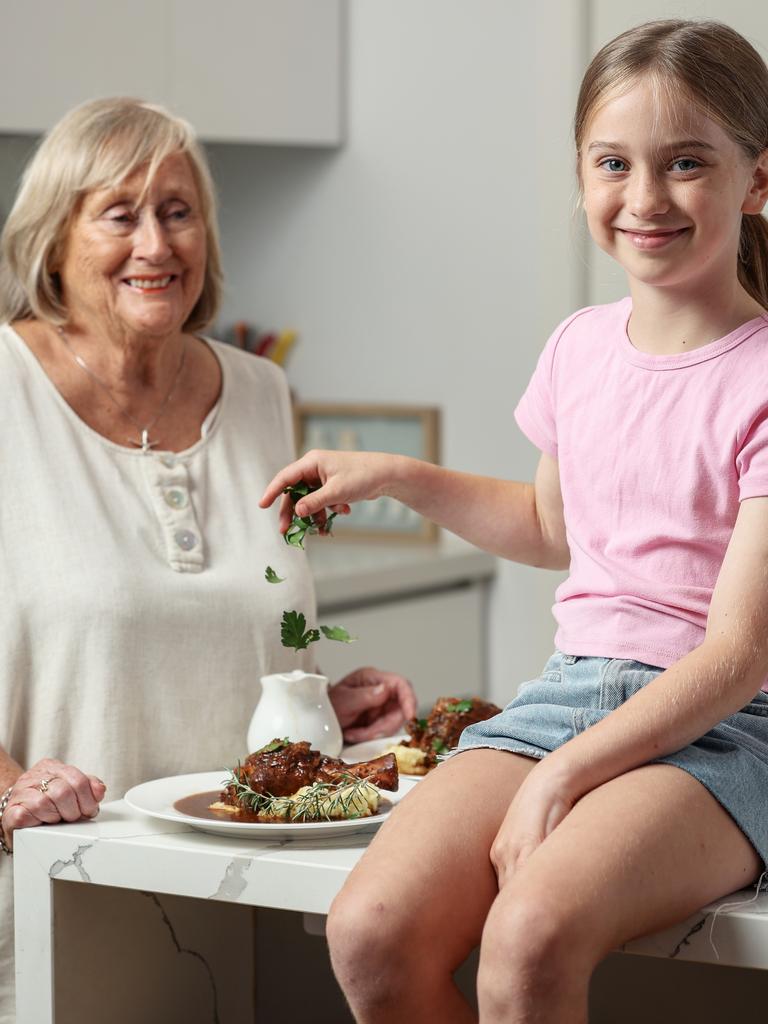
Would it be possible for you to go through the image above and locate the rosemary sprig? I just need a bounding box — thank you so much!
[222,768,380,822]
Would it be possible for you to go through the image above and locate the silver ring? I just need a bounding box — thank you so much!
[37,777,56,794]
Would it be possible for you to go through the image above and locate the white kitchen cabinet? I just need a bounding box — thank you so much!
[0,0,342,144]
[169,0,342,144]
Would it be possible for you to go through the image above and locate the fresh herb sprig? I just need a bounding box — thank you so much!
[283,481,338,548]
[444,700,473,714]
[280,610,357,652]
[223,768,379,822]
[280,610,320,651]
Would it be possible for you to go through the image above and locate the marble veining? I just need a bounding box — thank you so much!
[670,915,708,958]
[208,856,253,901]
[141,891,221,1024]
[49,843,94,882]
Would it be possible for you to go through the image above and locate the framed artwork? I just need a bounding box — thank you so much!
[294,403,441,541]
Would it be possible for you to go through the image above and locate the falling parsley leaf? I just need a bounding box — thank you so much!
[444,700,473,714]
[280,610,321,652]
[320,624,357,644]
[265,566,285,584]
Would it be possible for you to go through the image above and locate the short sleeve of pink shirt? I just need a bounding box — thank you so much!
[513,298,768,675]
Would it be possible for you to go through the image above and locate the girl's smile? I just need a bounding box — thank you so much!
[618,227,690,250]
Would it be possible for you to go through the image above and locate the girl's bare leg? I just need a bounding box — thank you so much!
[327,748,538,1023]
[477,763,761,1024]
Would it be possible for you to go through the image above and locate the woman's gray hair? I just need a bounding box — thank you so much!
[0,97,223,331]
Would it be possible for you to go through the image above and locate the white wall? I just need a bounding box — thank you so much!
[206,0,587,703]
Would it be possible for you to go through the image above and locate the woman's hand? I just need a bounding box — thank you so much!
[329,667,419,743]
[490,762,578,889]
[259,450,407,535]
[1,759,106,852]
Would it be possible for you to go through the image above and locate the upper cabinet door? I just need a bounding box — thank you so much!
[0,0,169,133]
[0,0,343,145]
[169,0,343,145]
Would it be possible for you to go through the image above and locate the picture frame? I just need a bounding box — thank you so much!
[293,402,441,541]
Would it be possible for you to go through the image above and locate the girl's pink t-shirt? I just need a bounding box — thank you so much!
[515,297,768,675]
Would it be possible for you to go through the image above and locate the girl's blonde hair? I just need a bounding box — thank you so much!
[0,97,223,331]
[575,19,768,308]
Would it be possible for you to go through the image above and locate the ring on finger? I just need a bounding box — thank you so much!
[37,777,57,794]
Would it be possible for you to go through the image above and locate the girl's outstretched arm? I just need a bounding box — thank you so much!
[491,495,768,880]
[260,449,569,569]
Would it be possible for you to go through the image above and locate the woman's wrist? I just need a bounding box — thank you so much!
[0,786,14,855]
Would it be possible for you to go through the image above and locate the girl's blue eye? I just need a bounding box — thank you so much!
[671,158,700,173]
[601,158,627,173]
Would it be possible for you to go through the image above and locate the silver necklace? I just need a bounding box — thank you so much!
[58,327,187,453]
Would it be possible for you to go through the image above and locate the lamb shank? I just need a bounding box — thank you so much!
[394,695,503,772]
[220,738,399,808]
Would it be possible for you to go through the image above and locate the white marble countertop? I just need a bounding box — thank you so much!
[308,533,497,608]
[13,783,768,1022]
[14,791,768,967]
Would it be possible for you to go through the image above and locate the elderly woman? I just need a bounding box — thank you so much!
[0,97,416,1020]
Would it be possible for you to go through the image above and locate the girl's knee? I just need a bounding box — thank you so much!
[326,885,411,994]
[478,889,597,999]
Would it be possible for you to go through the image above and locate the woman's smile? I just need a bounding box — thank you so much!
[122,274,177,292]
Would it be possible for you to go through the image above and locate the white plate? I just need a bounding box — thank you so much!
[124,770,412,840]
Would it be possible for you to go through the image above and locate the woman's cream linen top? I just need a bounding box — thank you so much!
[0,323,317,793]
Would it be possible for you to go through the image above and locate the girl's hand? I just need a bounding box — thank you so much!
[330,667,419,743]
[490,763,577,889]
[1,758,106,851]
[259,450,405,534]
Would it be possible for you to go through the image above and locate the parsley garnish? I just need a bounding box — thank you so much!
[320,624,357,644]
[280,610,320,651]
[265,566,285,584]
[280,611,356,652]
[254,738,289,754]
[444,700,473,714]
[283,481,337,548]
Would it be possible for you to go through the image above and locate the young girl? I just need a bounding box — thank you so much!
[261,19,768,1023]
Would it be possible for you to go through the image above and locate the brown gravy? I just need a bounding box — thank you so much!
[173,790,258,822]
[173,790,391,825]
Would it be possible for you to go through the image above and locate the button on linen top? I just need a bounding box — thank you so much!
[0,325,316,1019]
[515,298,768,678]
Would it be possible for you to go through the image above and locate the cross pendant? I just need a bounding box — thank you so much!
[131,429,158,454]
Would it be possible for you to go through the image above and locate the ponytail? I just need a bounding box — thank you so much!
[738,214,768,310]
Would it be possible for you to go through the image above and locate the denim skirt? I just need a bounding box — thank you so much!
[458,651,768,868]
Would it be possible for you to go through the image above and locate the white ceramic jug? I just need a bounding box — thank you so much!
[247,670,343,757]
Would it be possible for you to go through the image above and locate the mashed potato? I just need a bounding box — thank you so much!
[210,778,381,823]
[385,743,429,776]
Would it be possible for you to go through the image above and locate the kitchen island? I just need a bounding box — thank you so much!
[14,790,768,1024]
